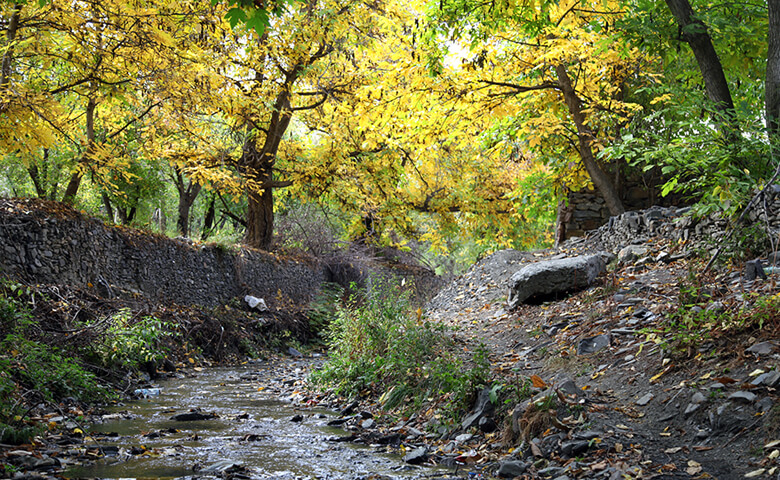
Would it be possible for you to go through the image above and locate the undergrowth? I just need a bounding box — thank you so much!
[645,266,780,356]
[0,277,178,444]
[311,282,490,422]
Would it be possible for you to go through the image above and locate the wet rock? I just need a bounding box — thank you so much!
[287,347,303,357]
[15,454,60,471]
[538,466,566,477]
[691,392,706,404]
[745,260,767,281]
[455,433,474,443]
[574,430,602,441]
[635,393,654,406]
[507,254,606,308]
[497,460,528,477]
[462,387,496,429]
[290,414,304,422]
[618,245,649,265]
[757,397,774,412]
[403,447,428,464]
[557,377,579,396]
[361,418,375,429]
[171,410,217,421]
[751,371,780,387]
[327,418,348,426]
[577,334,610,355]
[340,401,359,416]
[200,460,241,473]
[728,391,757,403]
[684,403,701,416]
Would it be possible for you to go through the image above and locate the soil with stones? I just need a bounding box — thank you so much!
[418,237,780,480]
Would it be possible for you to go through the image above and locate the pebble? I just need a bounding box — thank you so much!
[728,391,757,403]
[635,393,654,406]
[497,460,528,477]
[403,447,427,464]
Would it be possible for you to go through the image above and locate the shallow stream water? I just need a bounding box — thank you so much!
[64,361,448,480]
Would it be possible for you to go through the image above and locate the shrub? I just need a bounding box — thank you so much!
[311,283,489,419]
[87,308,178,370]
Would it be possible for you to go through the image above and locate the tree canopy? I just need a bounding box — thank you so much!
[0,0,775,265]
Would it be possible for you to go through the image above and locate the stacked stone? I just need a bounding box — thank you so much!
[565,191,610,238]
[747,185,780,233]
[582,186,780,255]
[0,198,325,308]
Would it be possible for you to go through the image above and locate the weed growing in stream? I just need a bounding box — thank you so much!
[311,282,490,420]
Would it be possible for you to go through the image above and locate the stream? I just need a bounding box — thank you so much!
[63,359,453,480]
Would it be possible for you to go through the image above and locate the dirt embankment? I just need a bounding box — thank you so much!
[421,234,780,480]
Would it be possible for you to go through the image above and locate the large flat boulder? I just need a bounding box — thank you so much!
[507,254,606,308]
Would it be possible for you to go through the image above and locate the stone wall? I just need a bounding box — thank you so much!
[0,198,443,308]
[559,187,686,243]
[0,198,325,308]
[572,185,780,254]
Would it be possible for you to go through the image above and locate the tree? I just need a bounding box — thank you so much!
[768,0,780,147]
[428,0,656,215]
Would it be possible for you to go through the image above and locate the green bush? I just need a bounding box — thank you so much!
[2,334,113,403]
[87,308,178,370]
[311,283,490,419]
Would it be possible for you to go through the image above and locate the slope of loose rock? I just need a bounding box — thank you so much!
[424,232,780,479]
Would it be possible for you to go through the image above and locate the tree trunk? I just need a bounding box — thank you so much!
[245,181,275,250]
[242,90,294,250]
[101,193,114,220]
[555,64,625,216]
[768,0,780,150]
[1,4,21,89]
[201,195,216,240]
[28,165,46,198]
[174,170,202,238]
[664,0,735,126]
[62,96,96,204]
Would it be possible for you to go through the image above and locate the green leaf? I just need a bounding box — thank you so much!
[245,9,270,35]
[225,7,248,29]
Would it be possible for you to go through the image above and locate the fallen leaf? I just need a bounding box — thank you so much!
[615,443,623,453]
[665,447,683,454]
[765,440,780,449]
[769,449,780,460]
[660,432,672,437]
[531,442,543,457]
[744,469,766,478]
[749,369,766,377]
[686,460,702,475]
[530,375,547,388]
[713,376,738,384]
[693,446,714,451]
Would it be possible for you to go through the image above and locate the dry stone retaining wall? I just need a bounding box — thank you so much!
[577,185,780,254]
[0,198,324,307]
